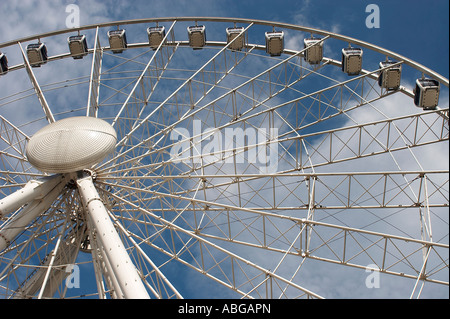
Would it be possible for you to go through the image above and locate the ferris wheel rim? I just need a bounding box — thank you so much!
[0,16,448,87]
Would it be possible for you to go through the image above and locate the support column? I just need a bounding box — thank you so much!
[0,175,64,218]
[0,175,66,252]
[76,174,150,299]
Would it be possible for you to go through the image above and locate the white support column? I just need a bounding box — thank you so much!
[0,175,64,218]
[76,175,150,299]
[0,176,66,251]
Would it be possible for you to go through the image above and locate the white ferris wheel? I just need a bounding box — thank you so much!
[0,17,448,299]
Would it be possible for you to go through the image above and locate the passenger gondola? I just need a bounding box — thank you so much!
[68,35,88,59]
[108,29,128,54]
[226,27,245,51]
[26,43,48,67]
[414,78,440,110]
[378,61,402,90]
[147,26,166,50]
[188,25,206,49]
[0,52,8,75]
[342,47,363,75]
[304,37,323,64]
[265,31,284,56]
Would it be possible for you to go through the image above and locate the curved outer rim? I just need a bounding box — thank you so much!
[0,16,448,87]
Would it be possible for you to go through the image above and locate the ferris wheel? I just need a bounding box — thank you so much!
[0,17,448,299]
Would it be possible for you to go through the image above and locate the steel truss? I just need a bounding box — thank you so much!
[0,17,448,299]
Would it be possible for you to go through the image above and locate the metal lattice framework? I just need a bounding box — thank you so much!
[0,17,448,299]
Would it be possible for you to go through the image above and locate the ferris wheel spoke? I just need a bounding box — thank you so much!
[35,208,77,299]
[209,54,393,139]
[105,45,265,176]
[111,21,178,136]
[107,211,183,299]
[86,26,103,117]
[116,24,254,140]
[0,189,78,298]
[167,64,397,170]
[18,43,55,124]
[104,187,323,299]
[101,105,448,185]
[0,210,59,279]
[284,108,448,170]
[0,115,29,160]
[99,168,449,214]
[102,168,449,286]
[95,56,330,178]
[99,42,288,172]
[98,25,256,175]
[185,202,449,287]
[93,48,163,118]
[110,176,449,295]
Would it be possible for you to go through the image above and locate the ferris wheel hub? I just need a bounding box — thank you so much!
[26,116,117,173]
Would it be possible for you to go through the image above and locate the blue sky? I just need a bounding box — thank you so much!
[0,0,448,299]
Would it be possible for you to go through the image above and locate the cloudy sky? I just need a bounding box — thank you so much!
[0,0,448,299]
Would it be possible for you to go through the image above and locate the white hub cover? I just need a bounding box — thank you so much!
[26,117,117,173]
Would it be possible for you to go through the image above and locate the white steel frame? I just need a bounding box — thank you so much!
[0,17,448,299]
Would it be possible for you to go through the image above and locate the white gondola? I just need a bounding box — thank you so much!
[303,37,323,64]
[226,26,245,51]
[147,26,166,50]
[342,47,363,75]
[0,52,8,75]
[188,25,206,49]
[108,29,127,54]
[414,78,440,110]
[26,43,48,67]
[265,31,284,56]
[68,35,88,59]
[378,61,401,90]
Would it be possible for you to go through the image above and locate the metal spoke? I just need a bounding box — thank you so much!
[18,43,55,123]
[86,27,103,117]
